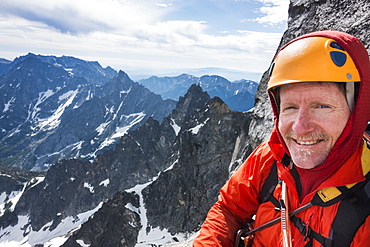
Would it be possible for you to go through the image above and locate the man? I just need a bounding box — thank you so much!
[193,31,370,246]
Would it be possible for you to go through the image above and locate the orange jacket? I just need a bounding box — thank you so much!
[193,130,370,246]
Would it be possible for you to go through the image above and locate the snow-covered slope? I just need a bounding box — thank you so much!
[0,54,176,170]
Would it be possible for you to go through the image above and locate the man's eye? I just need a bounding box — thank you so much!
[318,104,330,109]
[282,106,296,111]
[285,106,296,110]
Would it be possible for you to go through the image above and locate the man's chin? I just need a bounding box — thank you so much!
[291,153,327,169]
[293,162,320,169]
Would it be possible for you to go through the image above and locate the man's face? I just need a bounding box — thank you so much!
[278,82,351,169]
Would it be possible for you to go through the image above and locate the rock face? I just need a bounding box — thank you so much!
[62,191,141,247]
[142,96,251,235]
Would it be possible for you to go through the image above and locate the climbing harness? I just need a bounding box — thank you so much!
[235,137,370,247]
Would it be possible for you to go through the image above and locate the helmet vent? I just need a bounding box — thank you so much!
[330,41,345,51]
[330,51,347,67]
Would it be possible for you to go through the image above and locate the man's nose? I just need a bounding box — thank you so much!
[291,108,314,135]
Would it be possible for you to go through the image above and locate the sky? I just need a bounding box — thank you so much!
[0,0,289,81]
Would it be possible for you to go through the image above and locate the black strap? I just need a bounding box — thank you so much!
[259,154,294,205]
[330,178,370,246]
[291,216,332,246]
[259,160,278,204]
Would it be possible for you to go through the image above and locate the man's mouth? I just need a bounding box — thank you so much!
[293,139,324,145]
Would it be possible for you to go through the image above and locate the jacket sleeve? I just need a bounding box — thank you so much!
[193,143,275,246]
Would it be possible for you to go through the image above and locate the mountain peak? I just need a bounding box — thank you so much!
[168,84,210,127]
[117,70,131,80]
[178,84,210,111]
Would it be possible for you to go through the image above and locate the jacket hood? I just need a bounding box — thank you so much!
[268,30,370,171]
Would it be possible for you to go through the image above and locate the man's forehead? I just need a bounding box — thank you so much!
[278,82,346,99]
[278,81,344,92]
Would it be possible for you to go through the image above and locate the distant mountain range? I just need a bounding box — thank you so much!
[139,74,258,112]
[128,66,262,82]
[0,53,257,171]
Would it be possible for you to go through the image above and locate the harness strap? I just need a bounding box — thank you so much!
[260,160,278,204]
[291,216,332,247]
[290,176,370,247]
[330,176,370,246]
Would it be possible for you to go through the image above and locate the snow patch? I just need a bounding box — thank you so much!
[189,118,209,135]
[95,122,109,136]
[29,89,55,120]
[93,112,146,157]
[125,203,140,215]
[163,159,178,173]
[84,182,95,193]
[112,112,146,139]
[125,173,193,247]
[35,89,79,132]
[3,96,16,112]
[64,68,74,76]
[28,177,45,190]
[76,239,90,247]
[170,118,181,136]
[0,177,42,216]
[99,179,110,187]
[120,86,132,95]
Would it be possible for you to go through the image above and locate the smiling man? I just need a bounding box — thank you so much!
[193,31,370,247]
[278,82,351,170]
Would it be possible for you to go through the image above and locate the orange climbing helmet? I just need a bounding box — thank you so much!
[267,36,360,90]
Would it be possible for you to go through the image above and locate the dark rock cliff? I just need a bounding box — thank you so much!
[60,85,250,245]
[63,191,141,247]
[142,96,251,234]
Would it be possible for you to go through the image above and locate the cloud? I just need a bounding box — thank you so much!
[155,3,173,8]
[0,0,287,80]
[251,0,289,25]
[0,0,168,34]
